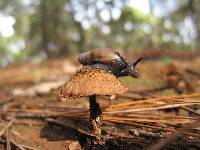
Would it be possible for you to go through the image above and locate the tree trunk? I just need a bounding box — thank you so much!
[189,0,200,49]
[40,0,50,57]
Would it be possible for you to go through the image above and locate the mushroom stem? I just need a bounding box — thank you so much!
[89,95,102,135]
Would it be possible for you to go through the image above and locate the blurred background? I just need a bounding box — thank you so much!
[0,0,200,66]
[0,1,200,149]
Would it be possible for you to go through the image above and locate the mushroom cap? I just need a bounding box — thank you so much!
[59,66,127,100]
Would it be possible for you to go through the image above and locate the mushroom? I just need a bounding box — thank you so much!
[59,66,127,135]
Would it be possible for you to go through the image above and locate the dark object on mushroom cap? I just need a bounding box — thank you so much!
[59,66,127,100]
[78,48,144,78]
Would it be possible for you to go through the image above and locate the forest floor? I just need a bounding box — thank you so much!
[0,51,200,150]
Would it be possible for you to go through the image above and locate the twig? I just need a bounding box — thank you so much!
[106,119,175,132]
[148,121,200,150]
[107,119,200,138]
[0,138,35,150]
[45,118,93,137]
[103,115,195,124]
[106,102,200,113]
[181,106,200,117]
[6,127,11,150]
[0,120,14,137]
[106,112,196,119]
[10,139,26,150]
[186,68,200,78]
[148,131,181,150]
[14,111,87,119]
[5,120,15,150]
[109,93,200,108]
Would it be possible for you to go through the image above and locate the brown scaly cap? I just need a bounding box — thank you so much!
[59,66,127,100]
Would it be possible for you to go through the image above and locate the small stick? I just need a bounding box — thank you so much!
[46,118,94,137]
[5,120,15,150]
[106,102,200,113]
[6,127,11,150]
[109,93,200,108]
[106,119,200,138]
[186,68,200,78]
[10,139,26,150]
[103,113,196,120]
[106,119,175,132]
[103,116,195,124]
[181,106,200,117]
[0,120,14,137]
[0,137,42,150]
[148,121,200,150]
